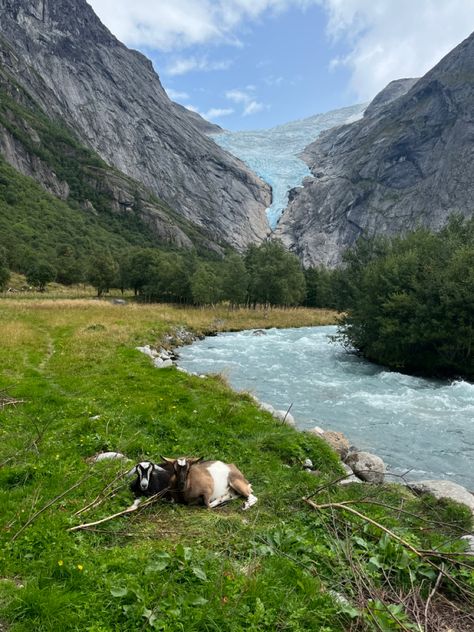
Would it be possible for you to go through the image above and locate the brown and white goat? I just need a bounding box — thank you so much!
[162,457,258,510]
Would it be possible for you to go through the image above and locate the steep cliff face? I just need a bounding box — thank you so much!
[276,32,474,267]
[0,0,271,250]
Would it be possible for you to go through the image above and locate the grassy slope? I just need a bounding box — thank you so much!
[0,301,472,631]
[0,63,223,266]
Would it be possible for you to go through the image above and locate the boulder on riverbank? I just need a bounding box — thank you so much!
[320,431,350,460]
[346,451,385,484]
[408,480,474,515]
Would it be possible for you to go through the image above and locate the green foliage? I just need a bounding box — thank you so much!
[246,240,306,306]
[87,252,118,297]
[339,217,474,378]
[221,253,249,306]
[191,262,223,305]
[26,260,56,292]
[0,245,10,290]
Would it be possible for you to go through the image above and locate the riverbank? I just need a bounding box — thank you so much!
[0,299,473,631]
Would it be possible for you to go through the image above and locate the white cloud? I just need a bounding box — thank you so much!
[205,108,235,119]
[225,89,252,104]
[225,87,266,116]
[243,101,265,116]
[164,87,190,100]
[166,56,232,76]
[320,0,474,100]
[87,0,319,51]
[184,104,234,120]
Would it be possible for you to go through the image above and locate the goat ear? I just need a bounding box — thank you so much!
[126,466,137,477]
[153,464,165,472]
[190,456,204,465]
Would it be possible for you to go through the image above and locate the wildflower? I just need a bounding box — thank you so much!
[58,560,64,566]
[77,564,84,571]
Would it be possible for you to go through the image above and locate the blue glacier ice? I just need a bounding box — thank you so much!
[212,104,366,228]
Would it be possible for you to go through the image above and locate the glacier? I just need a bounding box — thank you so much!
[212,104,366,228]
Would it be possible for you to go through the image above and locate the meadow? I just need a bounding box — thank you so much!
[0,298,472,631]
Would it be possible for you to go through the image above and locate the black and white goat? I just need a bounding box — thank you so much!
[162,457,258,510]
[129,461,174,500]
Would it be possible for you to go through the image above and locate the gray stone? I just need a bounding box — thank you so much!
[307,426,324,436]
[346,451,385,484]
[321,430,350,460]
[111,298,127,305]
[276,34,474,267]
[259,402,276,415]
[407,480,474,515]
[88,451,128,463]
[461,535,474,554]
[339,462,362,485]
[273,410,296,427]
[303,458,313,469]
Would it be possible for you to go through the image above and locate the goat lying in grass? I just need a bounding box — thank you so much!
[164,457,258,510]
[129,458,257,510]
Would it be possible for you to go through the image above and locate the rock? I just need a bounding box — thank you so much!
[161,359,173,368]
[259,402,276,415]
[273,410,296,427]
[346,451,385,484]
[321,431,350,460]
[252,330,267,336]
[303,458,313,469]
[0,1,271,251]
[407,480,474,515]
[339,462,362,485]
[307,426,324,436]
[111,298,127,305]
[461,535,474,554]
[88,451,128,463]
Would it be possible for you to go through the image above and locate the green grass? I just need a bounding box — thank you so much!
[0,300,472,631]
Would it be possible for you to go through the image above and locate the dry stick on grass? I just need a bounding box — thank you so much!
[282,403,293,424]
[68,488,170,533]
[304,499,474,601]
[11,473,93,542]
[74,469,130,517]
[424,567,444,624]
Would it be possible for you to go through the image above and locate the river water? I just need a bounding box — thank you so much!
[177,326,474,489]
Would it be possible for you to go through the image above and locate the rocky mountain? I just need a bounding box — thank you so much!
[276,32,474,267]
[0,0,271,251]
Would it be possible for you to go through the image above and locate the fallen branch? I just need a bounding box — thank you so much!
[424,567,444,623]
[68,488,170,533]
[11,473,93,541]
[304,498,474,601]
[74,470,129,517]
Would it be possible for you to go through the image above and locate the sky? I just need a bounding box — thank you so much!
[87,0,474,131]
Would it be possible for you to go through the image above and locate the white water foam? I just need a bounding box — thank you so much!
[178,326,474,488]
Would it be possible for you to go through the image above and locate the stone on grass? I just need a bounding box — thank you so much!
[346,451,385,484]
[339,462,361,485]
[307,426,324,436]
[461,535,474,554]
[273,410,296,427]
[321,430,350,460]
[259,402,276,414]
[88,451,128,463]
[407,480,474,515]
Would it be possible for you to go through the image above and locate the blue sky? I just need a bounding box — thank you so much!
[88,0,474,131]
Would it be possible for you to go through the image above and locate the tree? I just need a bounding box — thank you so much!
[221,254,249,306]
[55,246,84,285]
[339,217,474,378]
[245,240,306,307]
[0,246,10,291]
[121,248,160,296]
[87,252,118,297]
[191,263,222,305]
[26,260,56,292]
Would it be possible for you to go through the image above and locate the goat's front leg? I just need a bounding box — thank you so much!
[209,492,236,508]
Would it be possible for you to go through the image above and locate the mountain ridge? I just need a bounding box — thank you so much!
[0,0,271,251]
[276,32,474,267]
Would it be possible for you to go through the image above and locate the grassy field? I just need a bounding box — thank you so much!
[0,299,472,631]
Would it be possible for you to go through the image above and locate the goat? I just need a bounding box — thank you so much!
[128,461,174,500]
[162,457,258,510]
